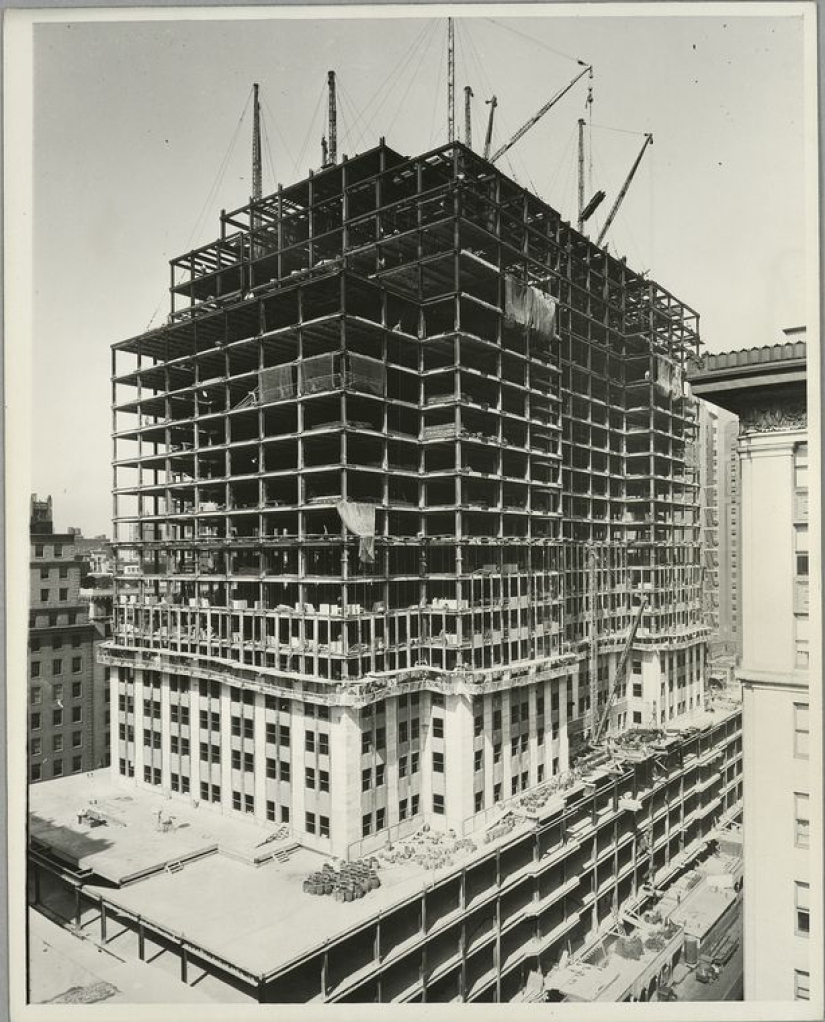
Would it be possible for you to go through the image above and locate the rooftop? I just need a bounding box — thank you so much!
[687,329,807,414]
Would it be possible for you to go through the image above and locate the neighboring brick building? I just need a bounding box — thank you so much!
[28,496,110,782]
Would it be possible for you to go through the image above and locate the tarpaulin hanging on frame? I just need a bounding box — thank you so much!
[336,500,377,563]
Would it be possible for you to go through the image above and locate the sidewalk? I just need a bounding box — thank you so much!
[28,909,217,1004]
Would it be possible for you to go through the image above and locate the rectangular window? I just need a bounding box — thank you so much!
[31,763,41,782]
[411,751,420,774]
[265,722,277,743]
[376,808,386,831]
[433,794,445,815]
[511,776,519,795]
[71,707,82,723]
[632,682,643,698]
[432,717,444,739]
[31,686,41,704]
[375,763,385,786]
[537,764,545,783]
[318,732,329,756]
[233,791,242,811]
[31,737,42,756]
[171,773,180,792]
[362,767,371,791]
[231,716,241,737]
[244,794,254,814]
[473,749,483,772]
[266,800,276,822]
[794,703,809,758]
[280,761,290,782]
[794,970,810,1001]
[474,791,484,812]
[305,731,315,752]
[243,751,253,772]
[40,567,48,579]
[398,720,408,743]
[633,711,642,724]
[53,735,63,753]
[306,767,316,789]
[399,798,408,821]
[72,731,82,748]
[53,759,64,777]
[399,756,407,779]
[281,805,289,824]
[40,589,48,603]
[72,657,82,673]
[279,725,290,746]
[795,881,810,936]
[362,813,372,837]
[59,589,68,602]
[201,781,209,800]
[795,792,810,848]
[433,751,444,773]
[319,815,330,839]
[493,742,502,764]
[376,726,386,750]
[52,709,62,727]
[266,758,277,779]
[319,770,329,793]
[493,709,502,730]
[72,682,81,699]
[31,662,41,678]
[473,714,483,737]
[411,793,419,816]
[410,718,420,741]
[53,659,62,675]
[494,783,502,803]
[243,718,254,740]
[231,749,241,770]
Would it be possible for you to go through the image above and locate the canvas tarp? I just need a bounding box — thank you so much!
[336,500,376,563]
[302,353,338,394]
[653,356,684,398]
[504,275,558,339]
[348,354,385,396]
[259,364,296,402]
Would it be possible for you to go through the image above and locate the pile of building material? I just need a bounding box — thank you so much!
[302,857,381,901]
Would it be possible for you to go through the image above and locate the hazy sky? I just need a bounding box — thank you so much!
[30,9,809,536]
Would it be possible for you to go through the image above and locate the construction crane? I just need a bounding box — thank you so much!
[483,95,497,160]
[596,133,653,247]
[591,596,648,746]
[490,63,591,165]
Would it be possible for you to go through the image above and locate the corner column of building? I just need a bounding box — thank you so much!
[219,684,233,813]
[254,690,267,822]
[160,671,172,791]
[329,704,361,856]
[133,669,145,783]
[444,692,474,834]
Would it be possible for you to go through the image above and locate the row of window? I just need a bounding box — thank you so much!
[31,731,83,756]
[37,588,72,603]
[30,657,84,677]
[31,707,82,729]
[30,755,86,780]
[38,566,70,579]
[32,544,66,558]
[30,634,82,652]
[31,681,83,703]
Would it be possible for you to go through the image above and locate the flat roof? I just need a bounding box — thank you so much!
[687,338,807,414]
[87,845,438,979]
[29,770,288,884]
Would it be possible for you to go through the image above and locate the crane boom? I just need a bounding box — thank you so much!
[483,96,497,160]
[592,596,648,746]
[490,64,591,164]
[596,133,653,247]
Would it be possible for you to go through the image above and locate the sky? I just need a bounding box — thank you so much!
[29,7,810,536]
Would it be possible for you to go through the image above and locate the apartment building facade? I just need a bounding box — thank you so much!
[689,332,817,1005]
[28,496,110,782]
